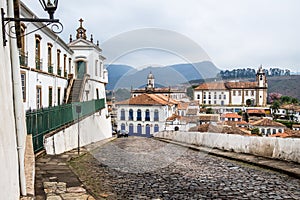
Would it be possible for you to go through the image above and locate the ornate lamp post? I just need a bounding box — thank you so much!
[2,0,62,46]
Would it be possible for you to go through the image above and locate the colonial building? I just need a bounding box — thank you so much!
[194,67,268,107]
[251,118,285,136]
[116,94,178,137]
[131,72,189,101]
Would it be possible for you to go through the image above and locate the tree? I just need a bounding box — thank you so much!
[206,108,214,114]
[291,98,299,105]
[246,99,252,106]
[251,128,260,135]
[280,96,292,104]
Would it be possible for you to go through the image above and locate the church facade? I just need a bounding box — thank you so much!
[131,72,188,101]
[194,67,268,107]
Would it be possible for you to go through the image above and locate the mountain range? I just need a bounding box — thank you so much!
[106,61,220,90]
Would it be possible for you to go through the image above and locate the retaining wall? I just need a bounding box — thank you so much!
[154,131,300,164]
[44,112,112,155]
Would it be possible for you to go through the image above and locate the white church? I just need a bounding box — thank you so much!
[194,67,268,107]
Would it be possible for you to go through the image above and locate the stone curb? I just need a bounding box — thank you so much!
[154,137,300,179]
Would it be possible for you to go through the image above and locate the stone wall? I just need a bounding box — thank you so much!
[154,131,300,164]
[44,113,112,155]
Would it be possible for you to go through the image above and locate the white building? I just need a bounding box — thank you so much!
[116,94,178,137]
[18,1,113,149]
[194,67,268,107]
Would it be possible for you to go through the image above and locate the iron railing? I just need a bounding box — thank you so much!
[48,64,53,74]
[19,50,28,67]
[57,68,61,76]
[26,99,105,153]
[35,58,42,70]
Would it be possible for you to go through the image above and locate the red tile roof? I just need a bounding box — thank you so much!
[247,109,266,114]
[251,118,285,127]
[221,113,242,119]
[195,81,259,91]
[225,81,258,89]
[166,114,181,121]
[116,94,178,106]
[194,82,226,90]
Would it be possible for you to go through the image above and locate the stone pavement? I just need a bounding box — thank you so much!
[34,137,115,200]
[35,148,95,200]
[70,137,300,199]
[155,137,300,179]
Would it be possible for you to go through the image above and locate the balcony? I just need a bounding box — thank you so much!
[48,64,53,74]
[19,51,28,67]
[35,58,42,70]
[57,68,62,76]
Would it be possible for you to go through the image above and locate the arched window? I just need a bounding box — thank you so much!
[35,34,42,69]
[137,109,142,121]
[120,109,125,120]
[154,110,159,121]
[129,123,134,135]
[154,124,159,132]
[121,123,125,131]
[145,124,151,135]
[129,109,133,121]
[137,124,142,134]
[145,109,150,121]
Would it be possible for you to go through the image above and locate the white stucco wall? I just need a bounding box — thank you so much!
[44,111,112,155]
[0,2,21,198]
[154,131,300,163]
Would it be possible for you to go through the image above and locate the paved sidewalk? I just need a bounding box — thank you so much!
[34,137,115,200]
[155,137,300,179]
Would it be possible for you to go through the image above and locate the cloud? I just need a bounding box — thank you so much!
[21,0,300,71]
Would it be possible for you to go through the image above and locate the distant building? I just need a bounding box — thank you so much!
[194,67,268,107]
[131,72,188,101]
[116,94,178,137]
[251,118,285,136]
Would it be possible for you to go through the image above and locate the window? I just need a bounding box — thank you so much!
[36,86,42,109]
[35,35,41,69]
[233,91,236,96]
[221,101,224,106]
[203,100,206,104]
[120,109,125,120]
[197,94,200,99]
[47,43,53,73]
[245,91,249,96]
[48,87,53,107]
[208,94,211,99]
[272,129,276,134]
[219,94,222,99]
[129,124,134,134]
[95,60,98,76]
[137,109,142,121]
[100,61,103,77]
[145,109,150,121]
[96,89,99,99]
[63,54,67,77]
[137,124,142,134]
[57,49,61,75]
[260,75,263,80]
[251,90,254,96]
[21,72,26,102]
[214,94,217,99]
[214,100,217,104]
[129,109,133,121]
[238,91,241,96]
[57,87,61,105]
[154,110,159,121]
[208,100,211,104]
[154,124,159,132]
[224,95,226,99]
[121,123,125,131]
[203,94,206,99]
[68,58,72,74]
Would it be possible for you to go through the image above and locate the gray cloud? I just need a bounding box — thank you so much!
[22,0,300,71]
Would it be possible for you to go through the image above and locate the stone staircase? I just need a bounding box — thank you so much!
[68,79,83,103]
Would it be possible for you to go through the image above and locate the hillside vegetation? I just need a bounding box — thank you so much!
[267,75,300,100]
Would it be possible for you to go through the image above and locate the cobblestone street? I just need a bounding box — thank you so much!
[70,137,300,199]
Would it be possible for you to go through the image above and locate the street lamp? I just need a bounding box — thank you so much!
[39,0,58,20]
[1,0,62,47]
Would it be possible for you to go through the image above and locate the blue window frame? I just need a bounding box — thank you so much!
[137,109,142,121]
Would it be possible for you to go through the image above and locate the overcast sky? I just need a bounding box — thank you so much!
[22,0,300,71]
